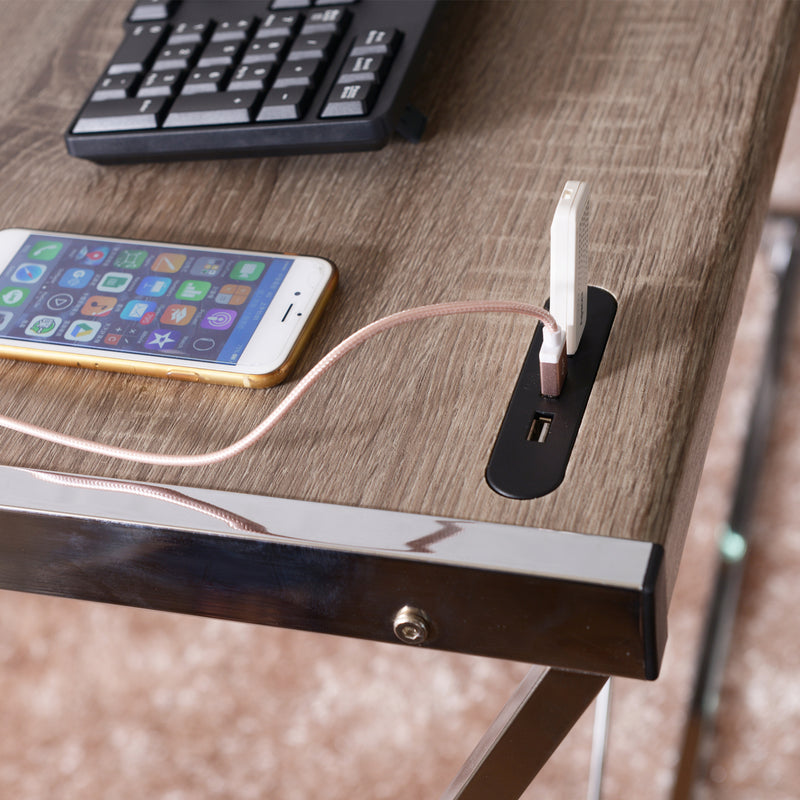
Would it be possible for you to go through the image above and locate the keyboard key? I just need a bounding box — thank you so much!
[108,23,169,75]
[181,66,229,94]
[241,36,289,65]
[228,63,275,92]
[73,96,168,132]
[321,81,379,117]
[164,91,261,127]
[256,13,301,39]
[91,72,140,102]
[128,0,177,23]
[273,59,325,89]
[350,29,402,57]
[197,40,245,68]
[270,0,311,9]
[212,17,257,42]
[256,86,313,121]
[337,54,389,84]
[301,8,351,36]
[138,69,184,97]
[168,21,212,46]
[287,33,337,62]
[153,43,199,71]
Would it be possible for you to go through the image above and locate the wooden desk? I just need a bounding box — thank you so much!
[0,0,798,795]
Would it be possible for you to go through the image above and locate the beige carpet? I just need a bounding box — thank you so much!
[2,85,800,800]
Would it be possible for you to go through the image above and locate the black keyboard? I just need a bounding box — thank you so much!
[65,0,440,163]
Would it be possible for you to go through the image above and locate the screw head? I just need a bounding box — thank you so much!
[393,606,431,644]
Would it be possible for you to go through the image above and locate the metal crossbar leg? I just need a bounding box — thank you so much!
[671,216,800,798]
[587,679,613,800]
[440,667,609,800]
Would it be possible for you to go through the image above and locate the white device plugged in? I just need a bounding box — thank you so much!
[550,181,589,355]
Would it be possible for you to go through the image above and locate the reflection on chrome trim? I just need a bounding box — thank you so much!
[4,466,649,589]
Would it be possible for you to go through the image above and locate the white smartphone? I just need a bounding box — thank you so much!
[0,228,337,388]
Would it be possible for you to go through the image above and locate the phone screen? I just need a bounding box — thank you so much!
[0,234,296,365]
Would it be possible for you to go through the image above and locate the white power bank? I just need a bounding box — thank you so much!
[550,181,589,355]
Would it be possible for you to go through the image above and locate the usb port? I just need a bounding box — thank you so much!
[527,412,553,443]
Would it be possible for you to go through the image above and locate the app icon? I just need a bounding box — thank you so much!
[59,268,94,289]
[121,299,158,322]
[0,287,30,306]
[29,240,63,261]
[176,280,211,301]
[0,310,14,331]
[192,337,216,352]
[46,293,75,312]
[136,275,172,297]
[97,272,133,293]
[231,260,266,281]
[12,263,46,283]
[161,304,197,326]
[77,246,110,266]
[104,333,122,346]
[65,319,102,342]
[25,315,62,338]
[215,284,251,305]
[145,329,180,351]
[201,308,237,330]
[152,253,186,273]
[190,257,224,277]
[114,249,148,270]
[81,295,117,317]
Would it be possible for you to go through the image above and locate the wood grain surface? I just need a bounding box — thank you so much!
[0,0,798,596]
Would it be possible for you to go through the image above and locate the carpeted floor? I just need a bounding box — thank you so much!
[1,84,799,800]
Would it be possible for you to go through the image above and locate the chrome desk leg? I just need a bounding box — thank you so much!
[440,666,608,800]
[671,215,800,799]
[587,679,613,800]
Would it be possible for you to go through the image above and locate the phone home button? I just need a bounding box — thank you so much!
[166,369,200,382]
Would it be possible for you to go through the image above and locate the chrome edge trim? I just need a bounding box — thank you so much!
[0,467,666,679]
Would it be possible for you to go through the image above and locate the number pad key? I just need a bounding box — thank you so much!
[168,20,212,46]
[197,40,245,68]
[212,17,258,42]
[138,69,184,97]
[286,34,337,63]
[91,72,140,102]
[153,43,199,71]
[256,13,301,39]
[73,96,168,132]
[337,54,389,84]
[321,82,379,117]
[228,63,276,92]
[256,86,313,121]
[350,29,402,57]
[241,36,289,65]
[301,8,351,36]
[107,23,169,75]
[164,91,261,127]
[182,66,230,95]
[273,59,325,89]
[128,1,178,23]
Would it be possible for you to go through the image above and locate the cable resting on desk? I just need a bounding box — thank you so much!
[0,300,565,467]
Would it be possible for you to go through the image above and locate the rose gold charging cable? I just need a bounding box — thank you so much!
[0,300,565,467]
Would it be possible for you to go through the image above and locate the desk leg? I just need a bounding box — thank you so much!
[440,667,608,800]
[671,215,800,798]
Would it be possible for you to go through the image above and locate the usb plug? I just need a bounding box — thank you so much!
[539,324,567,397]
